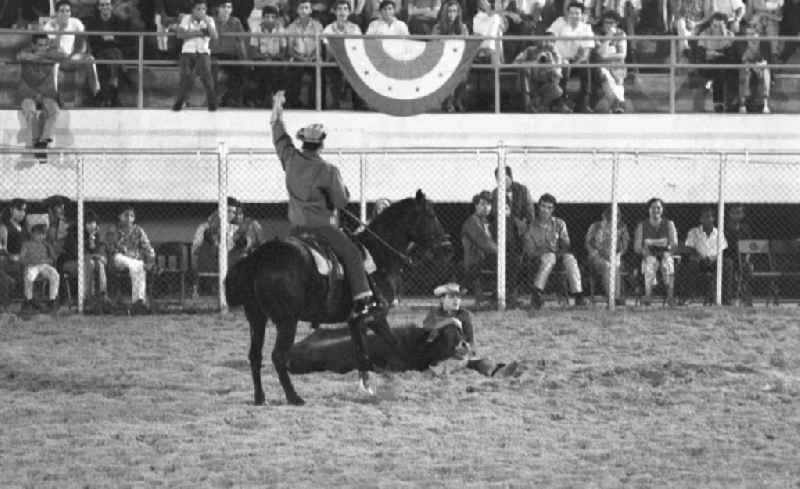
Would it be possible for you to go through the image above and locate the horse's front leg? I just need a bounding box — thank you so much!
[348,316,374,395]
[245,305,267,406]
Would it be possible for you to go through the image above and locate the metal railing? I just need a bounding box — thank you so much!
[2,27,798,112]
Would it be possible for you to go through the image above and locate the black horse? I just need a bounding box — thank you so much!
[225,190,451,406]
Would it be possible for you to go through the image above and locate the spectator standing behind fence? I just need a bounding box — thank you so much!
[633,197,678,306]
[585,205,629,305]
[682,207,727,303]
[698,12,739,112]
[171,0,219,111]
[109,205,155,314]
[155,0,192,56]
[491,166,533,307]
[285,0,324,108]
[44,195,71,266]
[433,0,469,112]
[0,200,28,313]
[231,203,264,261]
[323,0,363,109]
[747,0,783,62]
[17,35,64,159]
[723,203,752,306]
[546,1,594,112]
[211,1,248,107]
[250,5,286,107]
[739,22,771,113]
[61,210,112,311]
[191,197,240,274]
[44,0,101,102]
[461,191,498,310]
[83,0,135,107]
[523,193,586,310]
[592,10,627,113]
[19,224,60,315]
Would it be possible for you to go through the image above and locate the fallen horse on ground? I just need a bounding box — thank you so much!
[287,322,515,377]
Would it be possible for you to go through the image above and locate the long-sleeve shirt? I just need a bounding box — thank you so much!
[423,307,474,345]
[110,224,155,262]
[461,213,497,269]
[19,240,56,266]
[272,119,349,228]
[523,216,571,256]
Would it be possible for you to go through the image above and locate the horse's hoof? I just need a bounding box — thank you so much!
[287,396,305,406]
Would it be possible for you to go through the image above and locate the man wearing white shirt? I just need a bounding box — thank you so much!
[44,0,100,102]
[171,0,218,111]
[366,0,410,35]
[546,1,593,111]
[683,207,728,303]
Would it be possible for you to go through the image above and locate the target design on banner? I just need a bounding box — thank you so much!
[327,36,481,116]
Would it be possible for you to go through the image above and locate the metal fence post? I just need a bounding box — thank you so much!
[76,153,85,313]
[359,152,367,223]
[496,141,506,310]
[493,49,501,114]
[609,151,620,310]
[137,34,144,109]
[315,33,322,111]
[669,38,676,114]
[715,151,727,306]
[217,142,229,313]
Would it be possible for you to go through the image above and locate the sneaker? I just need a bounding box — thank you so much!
[529,288,544,311]
[47,300,60,314]
[573,294,588,307]
[19,299,37,315]
[98,293,114,314]
[33,140,48,162]
[208,102,218,112]
[171,100,184,111]
[614,298,626,307]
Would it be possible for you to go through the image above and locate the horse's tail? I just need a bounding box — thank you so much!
[224,252,258,307]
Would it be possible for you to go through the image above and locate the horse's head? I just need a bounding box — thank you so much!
[404,189,453,262]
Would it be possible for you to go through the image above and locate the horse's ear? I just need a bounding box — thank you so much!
[415,189,426,205]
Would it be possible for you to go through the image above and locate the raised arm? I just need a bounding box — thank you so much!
[270,90,296,169]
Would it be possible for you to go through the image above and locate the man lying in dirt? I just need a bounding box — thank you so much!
[286,315,517,378]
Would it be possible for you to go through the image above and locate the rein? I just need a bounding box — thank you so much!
[340,207,414,266]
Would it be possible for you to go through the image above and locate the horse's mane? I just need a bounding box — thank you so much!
[364,198,416,233]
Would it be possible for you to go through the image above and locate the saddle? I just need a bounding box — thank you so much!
[287,233,378,318]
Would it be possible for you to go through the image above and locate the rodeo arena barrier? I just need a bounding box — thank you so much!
[2,145,799,314]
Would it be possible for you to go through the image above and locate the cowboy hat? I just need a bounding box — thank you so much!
[296,124,327,143]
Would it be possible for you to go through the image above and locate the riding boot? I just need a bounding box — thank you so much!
[351,295,382,322]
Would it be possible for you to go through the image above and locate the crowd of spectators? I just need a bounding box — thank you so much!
[4,0,800,115]
[459,166,764,311]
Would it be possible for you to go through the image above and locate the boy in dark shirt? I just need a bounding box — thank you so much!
[19,224,60,314]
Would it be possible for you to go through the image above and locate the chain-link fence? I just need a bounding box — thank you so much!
[1,146,798,315]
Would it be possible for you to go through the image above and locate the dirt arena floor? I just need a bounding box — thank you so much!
[2,305,799,488]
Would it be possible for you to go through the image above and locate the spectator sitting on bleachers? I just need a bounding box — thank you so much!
[61,209,112,311]
[592,10,626,113]
[586,0,639,60]
[513,35,569,112]
[698,12,739,112]
[779,0,800,61]
[17,34,65,158]
[707,0,745,32]
[633,197,678,306]
[408,0,441,34]
[546,1,595,112]
[322,0,363,110]
[285,0,324,108]
[155,0,192,56]
[44,0,101,103]
[83,0,136,107]
[172,0,219,111]
[461,190,498,309]
[523,193,586,310]
[472,0,507,63]
[19,223,60,314]
[723,203,752,305]
[747,0,783,63]
[739,21,771,113]
[211,0,248,107]
[673,0,708,53]
[683,207,727,303]
[191,197,241,274]
[433,0,469,112]
[585,205,629,305]
[250,5,286,107]
[109,205,155,314]
[367,0,410,36]
[0,199,29,313]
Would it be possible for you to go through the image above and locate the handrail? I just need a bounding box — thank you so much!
[2,27,799,113]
